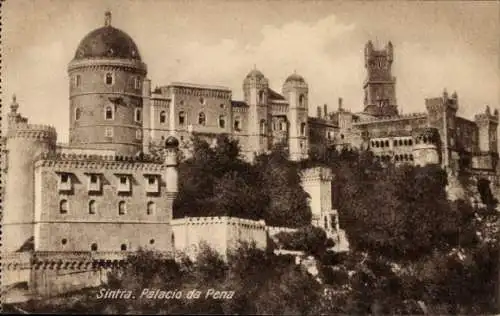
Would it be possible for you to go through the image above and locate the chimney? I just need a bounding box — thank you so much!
[323,104,328,118]
[317,106,322,118]
[338,98,343,111]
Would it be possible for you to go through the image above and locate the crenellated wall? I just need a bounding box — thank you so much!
[171,216,267,259]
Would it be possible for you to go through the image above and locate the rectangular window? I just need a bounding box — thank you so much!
[105,127,114,138]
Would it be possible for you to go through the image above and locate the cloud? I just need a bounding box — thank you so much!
[147,14,357,114]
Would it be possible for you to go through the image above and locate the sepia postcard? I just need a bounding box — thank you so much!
[1,0,499,314]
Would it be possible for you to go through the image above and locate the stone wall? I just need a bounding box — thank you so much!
[33,158,173,252]
[171,216,267,259]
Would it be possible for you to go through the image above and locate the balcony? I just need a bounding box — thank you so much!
[115,174,132,193]
[145,175,160,194]
[57,173,72,192]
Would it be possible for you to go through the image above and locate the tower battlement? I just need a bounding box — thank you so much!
[7,123,57,142]
[474,106,499,124]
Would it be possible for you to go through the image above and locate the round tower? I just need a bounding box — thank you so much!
[164,136,179,196]
[412,127,440,166]
[283,72,309,161]
[243,67,270,157]
[4,97,57,252]
[68,11,147,155]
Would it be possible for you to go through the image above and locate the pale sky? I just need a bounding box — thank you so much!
[3,0,499,142]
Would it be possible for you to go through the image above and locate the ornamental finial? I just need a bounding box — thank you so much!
[105,11,112,27]
[10,94,19,113]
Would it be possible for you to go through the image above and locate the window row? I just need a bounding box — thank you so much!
[59,199,158,216]
[75,107,142,123]
[63,240,155,252]
[371,138,414,149]
[58,173,159,194]
[103,127,142,140]
[71,73,142,89]
[272,121,287,132]
[374,154,414,162]
[177,111,227,128]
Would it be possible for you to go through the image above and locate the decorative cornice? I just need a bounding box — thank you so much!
[34,152,165,171]
[68,58,147,75]
[171,216,266,229]
[7,123,57,141]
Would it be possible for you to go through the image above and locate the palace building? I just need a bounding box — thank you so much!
[1,11,497,296]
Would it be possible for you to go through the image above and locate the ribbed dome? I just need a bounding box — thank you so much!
[73,12,141,61]
[245,68,265,79]
[285,73,306,84]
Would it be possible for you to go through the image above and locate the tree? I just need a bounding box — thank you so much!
[174,134,311,227]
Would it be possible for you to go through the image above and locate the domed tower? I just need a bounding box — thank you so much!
[243,67,270,156]
[4,95,57,252]
[283,72,309,161]
[412,127,441,166]
[68,11,147,155]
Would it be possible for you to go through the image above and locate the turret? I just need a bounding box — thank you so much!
[474,105,499,154]
[4,96,57,251]
[243,67,270,157]
[283,71,309,161]
[164,136,179,196]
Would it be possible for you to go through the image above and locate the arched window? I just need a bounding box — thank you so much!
[393,140,398,146]
[299,94,306,107]
[399,139,403,146]
[258,90,265,104]
[171,233,175,248]
[219,115,226,128]
[121,244,127,251]
[300,123,306,136]
[61,238,67,245]
[147,201,155,215]
[198,112,206,126]
[178,111,186,125]
[105,106,114,120]
[260,119,266,134]
[118,201,126,215]
[91,243,98,251]
[234,116,241,131]
[199,97,205,105]
[160,111,166,124]
[105,72,114,85]
[135,108,142,122]
[403,139,408,146]
[324,216,328,229]
[73,74,81,87]
[89,200,96,214]
[60,200,68,214]
[409,139,413,146]
[385,140,389,147]
[150,239,155,245]
[134,76,141,89]
[75,107,81,121]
